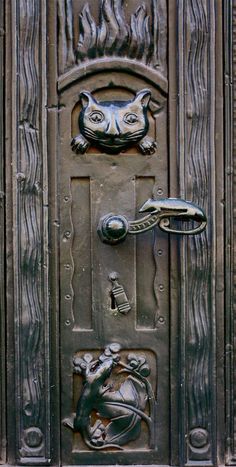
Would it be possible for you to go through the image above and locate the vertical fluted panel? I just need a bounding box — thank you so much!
[13,0,50,462]
[179,0,216,463]
[187,0,211,430]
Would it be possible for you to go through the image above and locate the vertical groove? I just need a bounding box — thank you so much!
[0,0,5,462]
[231,0,236,464]
[233,0,236,461]
[226,0,236,463]
[178,2,187,463]
[152,0,159,66]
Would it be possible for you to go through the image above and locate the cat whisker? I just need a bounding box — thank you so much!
[83,129,98,137]
[83,132,101,142]
[126,135,145,141]
[126,134,143,140]
[125,131,145,139]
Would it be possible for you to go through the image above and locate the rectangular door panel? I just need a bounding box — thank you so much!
[57,2,172,464]
[59,73,170,465]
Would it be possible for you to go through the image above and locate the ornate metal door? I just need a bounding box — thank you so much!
[56,1,209,465]
[58,27,169,467]
[4,0,232,466]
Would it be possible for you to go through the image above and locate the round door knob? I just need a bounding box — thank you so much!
[97,214,129,244]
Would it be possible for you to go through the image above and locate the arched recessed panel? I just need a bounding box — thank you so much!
[58,23,169,464]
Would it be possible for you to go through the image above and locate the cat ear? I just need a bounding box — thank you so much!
[133,89,151,108]
[79,91,97,108]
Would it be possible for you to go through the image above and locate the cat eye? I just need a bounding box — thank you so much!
[123,113,139,124]
[89,111,105,123]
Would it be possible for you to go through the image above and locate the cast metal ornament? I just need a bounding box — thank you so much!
[71,89,157,155]
[109,272,131,314]
[98,197,207,245]
[64,344,157,450]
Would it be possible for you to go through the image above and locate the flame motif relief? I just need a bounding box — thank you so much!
[77,1,152,62]
[58,0,167,74]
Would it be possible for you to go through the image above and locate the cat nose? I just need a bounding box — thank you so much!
[105,117,120,136]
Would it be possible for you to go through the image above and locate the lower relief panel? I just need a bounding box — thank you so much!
[64,346,158,454]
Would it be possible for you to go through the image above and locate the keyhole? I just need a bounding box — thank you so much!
[110,292,116,310]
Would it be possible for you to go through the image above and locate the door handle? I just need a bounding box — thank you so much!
[97,198,207,245]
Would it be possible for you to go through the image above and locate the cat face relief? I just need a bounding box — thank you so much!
[71,89,157,155]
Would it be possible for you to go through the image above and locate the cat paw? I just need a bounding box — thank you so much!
[71,134,90,154]
[138,137,157,155]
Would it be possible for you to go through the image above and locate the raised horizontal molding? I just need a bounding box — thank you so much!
[58,58,168,94]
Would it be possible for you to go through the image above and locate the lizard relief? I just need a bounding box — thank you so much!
[64,344,157,450]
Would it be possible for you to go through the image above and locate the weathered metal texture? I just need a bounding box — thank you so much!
[55,0,226,465]
[8,0,50,463]
[57,1,169,465]
[0,0,5,463]
[177,0,219,464]
[2,0,227,465]
[225,0,236,464]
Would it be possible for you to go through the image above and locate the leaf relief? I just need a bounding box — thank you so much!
[64,344,157,450]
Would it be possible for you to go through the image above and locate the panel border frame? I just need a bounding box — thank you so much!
[0,0,6,463]
[5,0,51,464]
[225,0,236,464]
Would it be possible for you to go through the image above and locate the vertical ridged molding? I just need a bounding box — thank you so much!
[225,0,236,463]
[232,1,236,461]
[0,0,5,463]
[178,0,216,464]
[12,0,50,463]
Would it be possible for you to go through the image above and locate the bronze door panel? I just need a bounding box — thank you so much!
[57,2,173,464]
[57,1,208,465]
[59,61,170,464]
[4,0,227,466]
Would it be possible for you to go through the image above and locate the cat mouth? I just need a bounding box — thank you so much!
[97,140,130,154]
[99,137,125,144]
[84,132,127,148]
[97,138,132,148]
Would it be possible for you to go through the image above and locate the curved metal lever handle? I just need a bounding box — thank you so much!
[97,198,207,245]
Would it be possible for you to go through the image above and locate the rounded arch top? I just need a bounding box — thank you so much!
[57,58,168,98]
